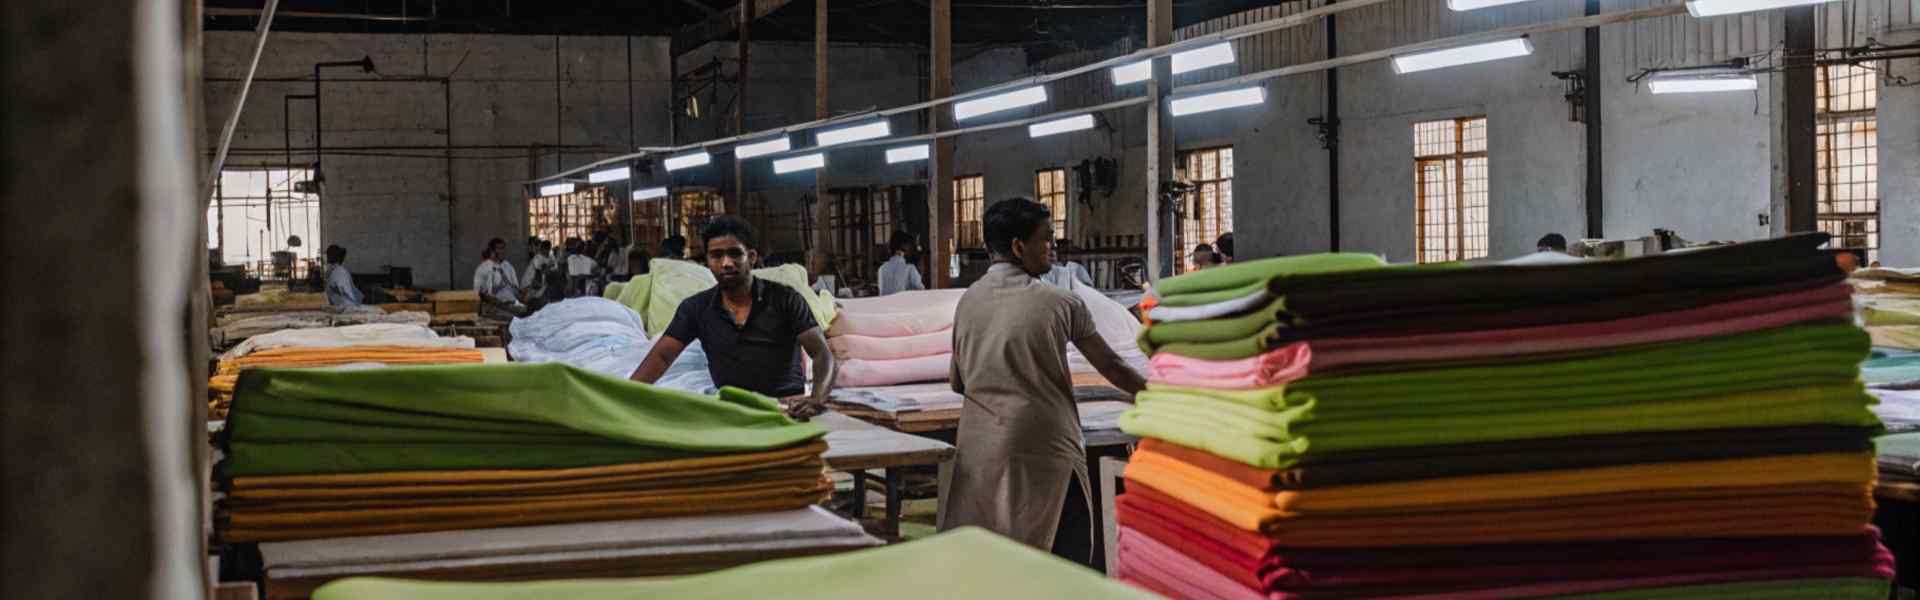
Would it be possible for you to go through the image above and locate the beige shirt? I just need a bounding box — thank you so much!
[940,262,1098,550]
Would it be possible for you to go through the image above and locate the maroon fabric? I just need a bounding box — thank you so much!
[1119,498,1265,590]
[1121,486,1278,558]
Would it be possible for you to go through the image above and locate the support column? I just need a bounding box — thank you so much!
[929,0,956,288]
[1145,0,1175,281]
[1325,1,1341,252]
[1583,0,1603,239]
[733,0,752,216]
[1783,6,1817,233]
[812,0,832,274]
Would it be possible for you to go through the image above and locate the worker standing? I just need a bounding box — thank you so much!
[473,242,527,320]
[941,198,1146,567]
[876,231,925,296]
[628,217,837,419]
[321,244,361,306]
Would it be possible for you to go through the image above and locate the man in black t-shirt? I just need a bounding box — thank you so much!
[628,216,837,418]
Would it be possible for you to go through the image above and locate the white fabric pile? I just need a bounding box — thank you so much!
[506,297,715,392]
[221,323,475,361]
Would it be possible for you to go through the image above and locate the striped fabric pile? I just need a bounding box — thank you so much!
[1115,234,1894,599]
[208,323,481,420]
[217,363,832,542]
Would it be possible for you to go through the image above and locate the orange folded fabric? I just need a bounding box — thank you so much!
[226,463,827,506]
[229,440,828,495]
[221,345,487,372]
[229,470,827,513]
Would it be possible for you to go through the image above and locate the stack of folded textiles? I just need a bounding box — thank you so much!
[208,324,483,420]
[217,362,832,542]
[828,290,968,387]
[1115,233,1894,600]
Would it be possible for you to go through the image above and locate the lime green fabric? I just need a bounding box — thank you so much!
[614,274,651,316]
[1153,253,1388,298]
[309,527,1156,600]
[1121,383,1880,470]
[225,363,825,476]
[1154,322,1284,360]
[1562,578,1889,600]
[644,259,718,335]
[601,282,625,301]
[1140,295,1286,351]
[1153,280,1265,308]
[754,263,838,330]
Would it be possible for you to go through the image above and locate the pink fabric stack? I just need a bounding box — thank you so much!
[828,290,966,387]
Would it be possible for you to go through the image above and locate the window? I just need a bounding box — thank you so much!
[527,186,613,246]
[1176,147,1234,273]
[630,195,668,253]
[1817,64,1879,263]
[676,189,727,246]
[1035,168,1069,241]
[955,175,986,249]
[826,187,896,275]
[1414,116,1488,264]
[208,167,319,279]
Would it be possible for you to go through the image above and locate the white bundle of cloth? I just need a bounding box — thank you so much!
[506,297,715,392]
[221,323,475,361]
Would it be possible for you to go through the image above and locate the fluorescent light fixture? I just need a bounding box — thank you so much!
[1028,114,1095,138]
[953,86,1048,120]
[632,187,668,201]
[1170,86,1266,117]
[663,151,710,171]
[538,182,575,196]
[733,135,791,159]
[815,120,891,147]
[1392,38,1534,74]
[1686,0,1841,18]
[1647,70,1758,94]
[773,153,826,174]
[587,166,630,183]
[1111,43,1238,85]
[1448,0,1540,10]
[886,144,930,164]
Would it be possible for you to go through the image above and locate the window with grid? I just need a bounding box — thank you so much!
[676,190,727,250]
[955,175,986,250]
[1817,64,1879,263]
[1175,147,1234,273]
[1414,117,1489,264]
[630,195,668,252]
[527,186,612,247]
[208,168,320,278]
[1035,168,1069,241]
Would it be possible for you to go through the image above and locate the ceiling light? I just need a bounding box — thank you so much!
[587,166,630,183]
[954,86,1048,120]
[633,187,668,201]
[538,182,575,197]
[1028,114,1095,138]
[773,153,826,174]
[1647,70,1759,94]
[1170,86,1266,117]
[1448,0,1540,10]
[815,120,891,147]
[886,145,930,164]
[734,136,791,159]
[663,151,710,171]
[1392,38,1534,74]
[1686,0,1841,18]
[1111,43,1239,85]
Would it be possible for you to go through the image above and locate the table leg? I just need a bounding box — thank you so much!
[1099,457,1127,577]
[885,468,904,540]
[850,470,869,520]
[936,460,953,530]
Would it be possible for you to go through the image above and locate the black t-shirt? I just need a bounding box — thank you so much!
[662,277,819,397]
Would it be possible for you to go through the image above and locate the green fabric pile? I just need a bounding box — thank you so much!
[613,260,836,337]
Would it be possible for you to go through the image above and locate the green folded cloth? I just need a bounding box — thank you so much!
[1140,295,1287,352]
[1122,383,1881,470]
[310,527,1156,600]
[1154,253,1388,298]
[224,363,825,476]
[1154,322,1286,360]
[1153,280,1267,308]
[1562,578,1889,600]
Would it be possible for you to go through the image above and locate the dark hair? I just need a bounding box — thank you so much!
[701,216,757,250]
[1537,233,1568,251]
[479,244,495,260]
[889,231,917,254]
[661,235,687,256]
[564,237,584,254]
[1214,233,1233,260]
[983,197,1051,257]
[1193,243,1214,254]
[324,244,347,265]
[488,237,506,249]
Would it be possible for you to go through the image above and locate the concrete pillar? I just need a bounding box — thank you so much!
[1145,0,1175,281]
[812,0,832,274]
[929,0,956,288]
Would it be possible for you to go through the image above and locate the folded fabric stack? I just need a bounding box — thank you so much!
[217,363,831,543]
[828,290,968,387]
[1853,267,1920,351]
[208,324,481,420]
[1116,233,1894,599]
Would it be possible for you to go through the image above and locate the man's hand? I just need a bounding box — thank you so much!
[781,395,826,420]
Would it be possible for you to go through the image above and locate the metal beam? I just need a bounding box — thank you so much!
[674,0,796,56]
[732,0,752,216]
[813,0,833,273]
[1145,0,1173,282]
[1784,6,1817,233]
[930,0,955,288]
[1583,0,1603,239]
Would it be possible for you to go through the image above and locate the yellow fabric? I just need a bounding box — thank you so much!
[754,263,838,330]
[644,259,717,335]
[615,274,652,316]
[1871,325,1920,350]
[1277,452,1876,512]
[219,346,487,374]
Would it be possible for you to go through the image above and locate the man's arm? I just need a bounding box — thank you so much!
[791,326,836,418]
[1071,335,1146,397]
[907,265,925,291]
[629,335,688,383]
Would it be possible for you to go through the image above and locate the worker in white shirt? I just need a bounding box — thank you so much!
[1041,238,1094,290]
[474,239,527,319]
[564,237,601,297]
[322,244,362,306]
[877,231,926,296]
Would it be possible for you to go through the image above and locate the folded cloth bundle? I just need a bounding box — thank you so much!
[835,353,952,387]
[1863,350,1920,388]
[828,289,967,338]
[828,329,952,361]
[308,527,1156,600]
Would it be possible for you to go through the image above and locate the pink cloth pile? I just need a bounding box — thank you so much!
[828,290,966,387]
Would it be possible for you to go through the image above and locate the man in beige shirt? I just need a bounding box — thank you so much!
[940,197,1146,568]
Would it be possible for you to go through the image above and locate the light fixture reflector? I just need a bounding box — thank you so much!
[1647,70,1758,94]
[587,166,630,183]
[1028,114,1095,138]
[734,136,791,159]
[1110,43,1238,84]
[886,145,930,164]
[1392,38,1534,74]
[663,151,711,171]
[1170,86,1266,116]
[1448,0,1540,10]
[539,182,575,197]
[773,153,826,174]
[953,86,1048,120]
[633,187,668,201]
[815,121,891,147]
[1686,0,1841,18]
